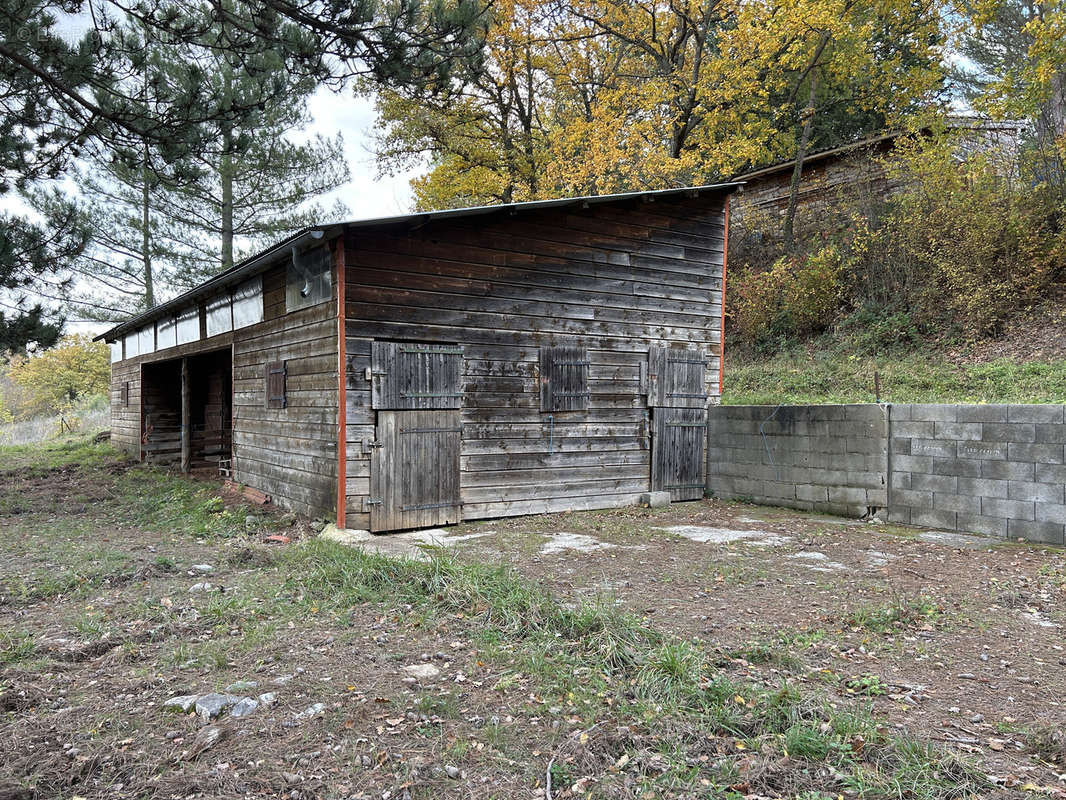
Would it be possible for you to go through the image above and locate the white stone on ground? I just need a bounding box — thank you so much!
[540,532,617,555]
[788,551,846,571]
[655,525,790,547]
[919,530,1000,549]
[402,663,441,681]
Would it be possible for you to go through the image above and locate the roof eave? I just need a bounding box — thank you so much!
[94,182,742,342]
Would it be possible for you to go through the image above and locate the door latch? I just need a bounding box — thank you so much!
[361,437,384,454]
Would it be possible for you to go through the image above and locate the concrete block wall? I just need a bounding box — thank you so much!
[707,404,889,517]
[708,403,1066,546]
[889,404,1066,544]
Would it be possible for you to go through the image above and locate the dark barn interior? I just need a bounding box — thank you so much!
[141,349,232,471]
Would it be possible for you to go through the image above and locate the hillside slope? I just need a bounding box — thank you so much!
[723,300,1066,405]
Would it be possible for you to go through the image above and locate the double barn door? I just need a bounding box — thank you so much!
[367,342,463,532]
[363,339,709,532]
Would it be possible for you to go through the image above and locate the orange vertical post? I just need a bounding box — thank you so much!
[720,195,730,397]
[335,236,347,529]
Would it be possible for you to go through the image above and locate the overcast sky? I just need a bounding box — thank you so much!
[4,82,422,336]
[305,87,421,219]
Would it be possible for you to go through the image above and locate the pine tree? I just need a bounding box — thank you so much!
[156,3,352,277]
[1,0,487,339]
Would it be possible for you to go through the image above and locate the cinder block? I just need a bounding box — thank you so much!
[1036,502,1066,525]
[956,477,1009,498]
[762,481,798,501]
[844,404,885,422]
[911,509,958,530]
[981,497,1035,521]
[956,441,1008,461]
[850,471,887,490]
[828,486,868,505]
[934,422,983,441]
[1007,443,1065,464]
[1008,480,1064,504]
[955,404,1009,423]
[892,454,935,474]
[887,506,911,524]
[796,484,829,503]
[980,460,1035,481]
[933,492,978,514]
[955,512,1008,537]
[1008,405,1064,424]
[808,406,846,421]
[808,436,846,454]
[910,473,958,493]
[928,457,982,477]
[708,477,736,494]
[807,468,850,486]
[981,423,1035,443]
[889,488,933,509]
[911,438,957,458]
[840,453,872,471]
[1007,518,1065,545]
[908,404,958,422]
[888,404,913,421]
[893,420,934,438]
[845,436,885,454]
[1034,424,1066,444]
[892,471,912,490]
[640,491,671,508]
[868,488,888,506]
[891,438,912,455]
[1036,463,1066,484]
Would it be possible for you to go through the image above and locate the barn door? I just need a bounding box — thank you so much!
[647,345,708,502]
[369,410,462,532]
[650,407,707,501]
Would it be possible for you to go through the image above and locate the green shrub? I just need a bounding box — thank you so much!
[731,245,847,347]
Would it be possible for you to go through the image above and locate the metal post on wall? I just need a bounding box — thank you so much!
[181,357,190,473]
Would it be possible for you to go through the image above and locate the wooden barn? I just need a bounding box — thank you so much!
[98,184,736,532]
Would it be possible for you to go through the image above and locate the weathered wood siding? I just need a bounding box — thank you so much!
[343,193,728,527]
[230,262,338,517]
[108,261,338,518]
[110,358,142,456]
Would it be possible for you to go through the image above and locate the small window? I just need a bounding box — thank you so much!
[265,360,287,409]
[176,307,200,345]
[157,317,177,350]
[206,294,232,337]
[540,345,590,412]
[137,325,155,355]
[286,246,331,311]
[110,341,123,363]
[121,381,130,407]
[232,277,263,329]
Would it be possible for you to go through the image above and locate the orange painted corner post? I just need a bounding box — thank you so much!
[720,194,730,398]
[335,235,347,530]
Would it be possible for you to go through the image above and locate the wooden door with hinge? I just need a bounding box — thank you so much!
[365,340,464,532]
[650,407,707,501]
[368,410,462,531]
[645,345,708,502]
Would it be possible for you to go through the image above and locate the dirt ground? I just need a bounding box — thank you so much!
[2,445,1065,799]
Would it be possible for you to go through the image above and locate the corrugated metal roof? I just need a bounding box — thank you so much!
[95,182,741,342]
